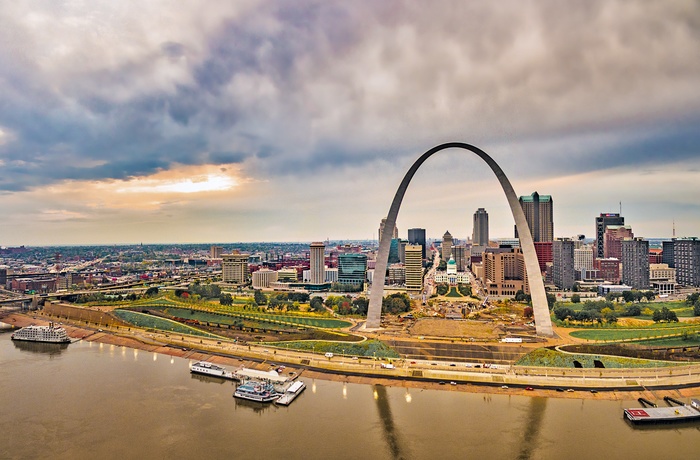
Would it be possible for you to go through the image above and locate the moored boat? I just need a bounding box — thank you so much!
[624,399,700,425]
[189,361,234,379]
[10,322,70,344]
[233,380,280,403]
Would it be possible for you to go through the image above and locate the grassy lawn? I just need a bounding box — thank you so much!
[560,299,695,318]
[445,287,464,298]
[271,339,400,358]
[515,348,682,368]
[113,310,223,338]
[569,323,700,341]
[625,335,700,347]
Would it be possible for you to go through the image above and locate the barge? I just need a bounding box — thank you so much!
[624,398,700,425]
[275,380,306,406]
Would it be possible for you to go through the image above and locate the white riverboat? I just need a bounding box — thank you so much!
[233,381,280,403]
[189,361,234,379]
[275,380,306,406]
[11,322,70,344]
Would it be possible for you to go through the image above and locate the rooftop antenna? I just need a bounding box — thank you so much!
[619,201,622,215]
[673,220,676,238]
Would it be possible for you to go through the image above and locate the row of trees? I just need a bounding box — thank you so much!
[606,290,656,302]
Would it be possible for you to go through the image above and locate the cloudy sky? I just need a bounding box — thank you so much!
[1,1,699,246]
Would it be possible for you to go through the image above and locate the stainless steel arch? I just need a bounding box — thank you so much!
[366,142,554,337]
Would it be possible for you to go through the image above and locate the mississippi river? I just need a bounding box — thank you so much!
[0,334,698,459]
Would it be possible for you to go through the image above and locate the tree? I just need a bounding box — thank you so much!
[219,293,233,306]
[623,304,641,316]
[253,289,267,306]
[694,300,700,316]
[571,294,581,303]
[523,306,533,318]
[436,283,449,296]
[310,296,325,312]
[352,297,369,315]
[145,287,159,297]
[546,293,556,309]
[457,283,472,296]
[515,290,530,302]
[686,292,700,305]
[554,307,574,321]
[622,291,635,303]
[653,306,679,323]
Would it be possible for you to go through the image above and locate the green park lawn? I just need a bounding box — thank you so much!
[112,309,223,338]
[569,323,700,341]
[271,339,400,358]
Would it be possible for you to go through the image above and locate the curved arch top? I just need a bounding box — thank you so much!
[366,142,554,337]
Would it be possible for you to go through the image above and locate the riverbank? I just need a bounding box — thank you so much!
[4,312,700,401]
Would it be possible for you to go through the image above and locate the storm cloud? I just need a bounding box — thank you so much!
[0,1,699,243]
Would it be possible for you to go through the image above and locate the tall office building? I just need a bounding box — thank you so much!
[453,245,469,272]
[404,244,423,291]
[379,218,398,243]
[604,225,634,259]
[473,208,489,247]
[210,245,223,259]
[481,247,529,297]
[309,242,325,284]
[662,239,676,268]
[574,246,594,272]
[595,213,625,259]
[388,238,400,264]
[674,237,700,287]
[552,238,575,290]
[441,230,453,261]
[515,192,553,242]
[222,253,250,284]
[338,253,368,287]
[621,238,650,289]
[407,228,427,260]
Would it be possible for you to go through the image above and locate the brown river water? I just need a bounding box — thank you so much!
[0,334,698,460]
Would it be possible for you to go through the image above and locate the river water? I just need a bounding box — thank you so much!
[0,334,698,460]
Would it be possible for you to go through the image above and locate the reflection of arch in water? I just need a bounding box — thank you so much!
[373,385,406,460]
[518,397,547,460]
[366,142,553,337]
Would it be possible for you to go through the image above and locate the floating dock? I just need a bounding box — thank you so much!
[275,380,306,406]
[624,398,700,424]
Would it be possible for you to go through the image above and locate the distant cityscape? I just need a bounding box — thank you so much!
[2,190,698,305]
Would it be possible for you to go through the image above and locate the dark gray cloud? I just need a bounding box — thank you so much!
[0,0,699,192]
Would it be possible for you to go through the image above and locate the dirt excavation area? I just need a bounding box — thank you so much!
[408,318,504,340]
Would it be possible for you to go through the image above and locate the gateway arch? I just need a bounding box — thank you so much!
[366,142,554,337]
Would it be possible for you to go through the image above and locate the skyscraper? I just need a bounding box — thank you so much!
[309,242,325,284]
[404,244,423,291]
[621,238,649,289]
[674,237,700,287]
[407,228,427,260]
[441,230,453,261]
[453,245,469,272]
[552,238,575,290]
[338,253,368,287]
[379,218,398,243]
[595,213,625,259]
[222,253,250,285]
[473,208,489,247]
[604,225,634,259]
[515,191,553,242]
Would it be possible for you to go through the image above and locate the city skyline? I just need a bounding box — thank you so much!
[1,2,699,246]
